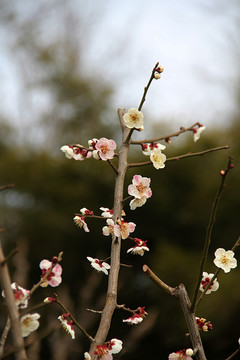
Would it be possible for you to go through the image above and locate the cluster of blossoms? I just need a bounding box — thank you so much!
[123,306,147,325]
[84,338,123,360]
[199,272,219,294]
[128,174,152,210]
[61,137,117,162]
[87,257,111,275]
[141,142,166,169]
[127,238,149,256]
[169,349,193,360]
[58,313,75,339]
[196,317,213,332]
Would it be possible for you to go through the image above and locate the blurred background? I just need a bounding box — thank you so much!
[0,0,239,359]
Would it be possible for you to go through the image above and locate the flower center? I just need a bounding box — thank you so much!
[201,277,213,290]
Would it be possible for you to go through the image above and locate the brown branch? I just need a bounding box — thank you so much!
[128,145,230,168]
[0,238,28,360]
[130,122,200,144]
[224,347,240,360]
[142,265,207,360]
[0,184,14,192]
[88,109,132,358]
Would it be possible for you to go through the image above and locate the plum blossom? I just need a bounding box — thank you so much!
[94,339,123,359]
[108,338,123,354]
[213,248,237,273]
[129,197,148,210]
[39,259,62,287]
[74,215,90,232]
[168,350,193,360]
[80,207,94,216]
[88,138,98,149]
[61,145,92,160]
[150,148,166,169]
[114,219,136,240]
[87,257,110,275]
[199,272,219,294]
[100,207,114,218]
[127,238,149,256]
[2,283,30,309]
[123,108,144,130]
[20,313,40,337]
[94,137,116,161]
[141,142,166,156]
[58,313,75,339]
[128,175,152,199]
[196,317,213,332]
[102,218,115,236]
[193,124,206,142]
[123,306,147,325]
[84,353,91,360]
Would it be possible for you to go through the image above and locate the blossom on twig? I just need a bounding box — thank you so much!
[150,148,166,169]
[128,175,152,210]
[61,145,92,160]
[141,142,166,156]
[39,259,62,287]
[102,218,115,236]
[20,313,40,337]
[199,272,219,294]
[87,257,110,275]
[58,313,75,339]
[123,306,147,325]
[193,124,206,142]
[196,317,213,332]
[114,219,136,240]
[213,248,237,273]
[94,338,123,359]
[93,137,116,161]
[73,215,90,232]
[2,282,30,309]
[127,238,149,256]
[169,349,193,360]
[123,108,144,130]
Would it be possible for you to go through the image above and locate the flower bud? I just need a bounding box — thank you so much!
[186,348,194,356]
[44,297,56,304]
[154,73,161,79]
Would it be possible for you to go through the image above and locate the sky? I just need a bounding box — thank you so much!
[0,0,239,137]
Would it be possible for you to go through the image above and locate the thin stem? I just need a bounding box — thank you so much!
[0,184,14,191]
[138,62,159,112]
[107,159,118,175]
[142,264,175,295]
[195,236,240,308]
[191,157,233,311]
[130,122,200,144]
[224,347,240,360]
[128,145,230,168]
[0,248,18,266]
[54,293,94,342]
[0,317,11,357]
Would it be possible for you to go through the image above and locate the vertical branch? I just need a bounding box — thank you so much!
[89,109,132,358]
[174,284,207,360]
[0,236,28,360]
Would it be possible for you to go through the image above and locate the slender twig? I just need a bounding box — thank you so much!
[138,62,159,112]
[107,159,118,175]
[0,248,18,267]
[130,122,200,144]
[54,293,94,342]
[0,184,14,191]
[0,317,11,357]
[142,264,175,295]
[128,145,230,168]
[195,236,240,308]
[224,347,240,360]
[0,238,28,360]
[191,157,233,311]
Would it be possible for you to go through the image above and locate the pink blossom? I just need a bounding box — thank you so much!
[128,175,152,199]
[114,219,136,240]
[39,259,62,287]
[127,238,149,256]
[95,137,116,161]
[73,215,90,232]
[2,283,30,309]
